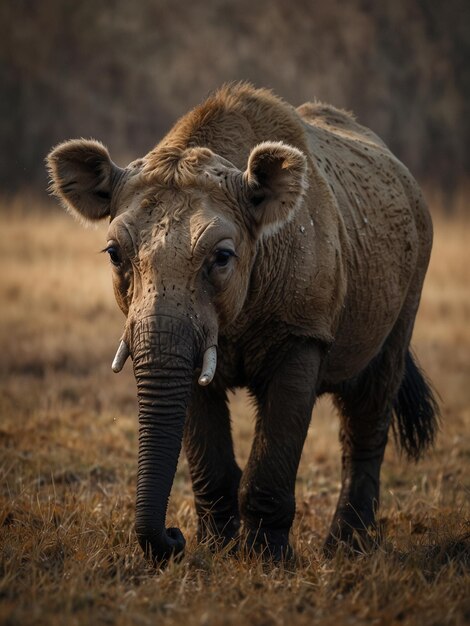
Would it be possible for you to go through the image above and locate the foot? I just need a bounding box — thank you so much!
[197,516,240,552]
[245,527,295,564]
[323,506,381,557]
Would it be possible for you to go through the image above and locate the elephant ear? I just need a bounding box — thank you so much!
[47,139,124,222]
[243,141,308,237]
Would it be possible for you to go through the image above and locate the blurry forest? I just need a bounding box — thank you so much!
[1,0,469,209]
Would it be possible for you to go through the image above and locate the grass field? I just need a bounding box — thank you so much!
[0,198,469,626]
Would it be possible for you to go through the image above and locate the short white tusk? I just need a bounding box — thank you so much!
[112,340,130,373]
[198,346,217,386]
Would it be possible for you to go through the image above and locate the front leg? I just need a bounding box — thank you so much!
[184,382,242,549]
[239,340,322,562]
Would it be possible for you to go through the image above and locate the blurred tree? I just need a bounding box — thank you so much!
[0,0,468,207]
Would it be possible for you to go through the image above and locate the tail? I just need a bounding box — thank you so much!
[392,350,440,461]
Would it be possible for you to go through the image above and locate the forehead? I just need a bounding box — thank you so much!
[108,183,238,248]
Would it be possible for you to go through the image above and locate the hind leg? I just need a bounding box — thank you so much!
[325,201,434,553]
[325,390,392,553]
[325,330,410,553]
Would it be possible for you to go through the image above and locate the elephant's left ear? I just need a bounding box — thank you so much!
[243,141,308,236]
[46,139,125,222]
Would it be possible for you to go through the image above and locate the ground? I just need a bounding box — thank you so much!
[0,197,469,626]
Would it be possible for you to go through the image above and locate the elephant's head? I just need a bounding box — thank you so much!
[47,138,307,562]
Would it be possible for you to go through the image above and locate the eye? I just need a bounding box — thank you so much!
[104,245,121,266]
[213,249,235,268]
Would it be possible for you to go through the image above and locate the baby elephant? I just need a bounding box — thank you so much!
[47,83,438,564]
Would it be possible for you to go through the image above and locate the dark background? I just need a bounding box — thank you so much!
[1,0,468,209]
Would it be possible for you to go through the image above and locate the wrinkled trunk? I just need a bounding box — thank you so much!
[132,315,196,562]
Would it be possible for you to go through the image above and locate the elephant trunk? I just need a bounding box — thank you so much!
[132,315,196,563]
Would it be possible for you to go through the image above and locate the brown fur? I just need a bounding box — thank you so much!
[47,83,437,561]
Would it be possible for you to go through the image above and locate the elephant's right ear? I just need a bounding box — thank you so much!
[46,139,124,222]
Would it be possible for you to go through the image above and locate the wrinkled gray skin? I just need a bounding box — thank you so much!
[47,84,438,564]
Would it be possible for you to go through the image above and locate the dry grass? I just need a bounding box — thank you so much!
[0,198,469,626]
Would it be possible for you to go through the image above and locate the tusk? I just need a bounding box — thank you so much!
[198,346,217,386]
[112,340,129,373]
